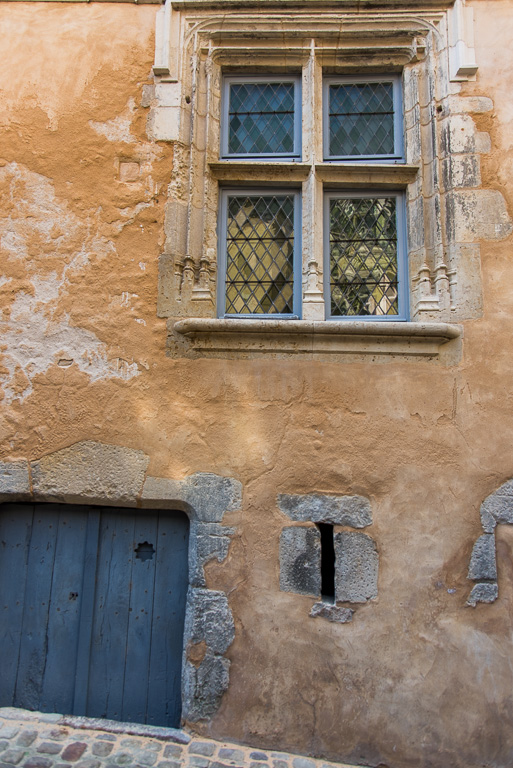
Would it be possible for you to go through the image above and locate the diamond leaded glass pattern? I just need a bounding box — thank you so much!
[225,195,295,315]
[329,82,395,157]
[228,82,296,155]
[329,197,399,317]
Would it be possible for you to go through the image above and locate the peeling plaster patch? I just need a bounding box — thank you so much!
[0,163,140,402]
[1,290,139,403]
[89,98,137,143]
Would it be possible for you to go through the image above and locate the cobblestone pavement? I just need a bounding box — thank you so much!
[0,710,362,768]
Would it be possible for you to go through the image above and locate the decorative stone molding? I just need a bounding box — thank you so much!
[0,443,242,723]
[148,0,513,360]
[467,480,513,607]
[172,318,461,361]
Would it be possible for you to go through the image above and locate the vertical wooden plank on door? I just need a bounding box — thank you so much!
[40,507,89,714]
[0,504,33,707]
[121,513,159,724]
[146,511,189,727]
[87,510,135,721]
[14,505,60,711]
[73,507,101,715]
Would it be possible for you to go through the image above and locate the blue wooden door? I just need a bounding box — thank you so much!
[0,504,189,727]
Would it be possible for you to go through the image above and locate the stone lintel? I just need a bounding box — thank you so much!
[172,318,461,360]
[278,492,372,528]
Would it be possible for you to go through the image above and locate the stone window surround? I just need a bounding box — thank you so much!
[0,442,241,724]
[277,492,379,624]
[150,0,508,362]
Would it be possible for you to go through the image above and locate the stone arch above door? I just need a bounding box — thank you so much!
[467,479,513,607]
[0,441,242,723]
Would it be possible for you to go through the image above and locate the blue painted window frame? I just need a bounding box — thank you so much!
[323,74,404,163]
[217,188,302,319]
[221,75,302,161]
[323,190,409,321]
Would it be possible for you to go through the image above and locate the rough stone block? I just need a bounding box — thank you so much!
[480,494,513,531]
[279,526,321,597]
[439,114,476,157]
[334,532,378,604]
[162,747,182,760]
[217,749,245,762]
[0,461,31,501]
[61,745,87,763]
[188,744,215,758]
[309,602,354,624]
[0,731,18,741]
[475,131,491,154]
[442,154,481,190]
[468,534,497,581]
[445,190,512,243]
[1,750,25,766]
[446,96,493,114]
[182,652,231,721]
[292,759,316,768]
[189,522,235,587]
[37,746,62,756]
[31,442,149,505]
[91,745,113,758]
[467,582,498,607]
[149,106,181,142]
[186,588,235,655]
[277,494,372,528]
[16,733,37,748]
[142,474,241,523]
[23,759,54,768]
[75,761,100,768]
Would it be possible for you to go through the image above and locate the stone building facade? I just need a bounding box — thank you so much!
[1,0,513,766]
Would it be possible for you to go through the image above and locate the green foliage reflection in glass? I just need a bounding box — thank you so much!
[329,197,398,316]
[228,82,295,155]
[329,82,394,156]
[225,195,295,314]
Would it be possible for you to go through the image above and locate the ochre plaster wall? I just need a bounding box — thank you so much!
[2,2,513,767]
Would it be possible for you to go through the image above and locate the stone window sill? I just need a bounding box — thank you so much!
[172,318,461,361]
[209,161,419,187]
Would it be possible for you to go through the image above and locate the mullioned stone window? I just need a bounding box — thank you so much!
[149,0,511,361]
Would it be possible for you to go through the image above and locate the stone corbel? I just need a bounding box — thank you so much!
[448,0,478,81]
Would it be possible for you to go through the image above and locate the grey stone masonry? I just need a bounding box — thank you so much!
[277,494,372,528]
[467,479,513,606]
[0,709,365,768]
[334,532,378,604]
[279,527,321,597]
[467,534,497,581]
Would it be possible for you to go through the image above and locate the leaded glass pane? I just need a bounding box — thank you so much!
[228,82,296,155]
[225,195,295,314]
[329,197,399,317]
[329,82,395,157]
